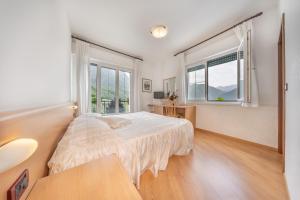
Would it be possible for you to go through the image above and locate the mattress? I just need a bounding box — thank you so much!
[48,112,194,187]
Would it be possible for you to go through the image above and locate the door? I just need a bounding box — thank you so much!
[88,63,132,114]
[100,67,117,114]
[119,70,131,113]
[278,14,286,172]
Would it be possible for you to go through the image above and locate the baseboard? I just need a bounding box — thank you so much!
[195,128,278,152]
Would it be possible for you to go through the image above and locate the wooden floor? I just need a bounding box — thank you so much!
[139,130,289,200]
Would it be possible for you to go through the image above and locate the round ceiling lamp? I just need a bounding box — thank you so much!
[151,25,168,38]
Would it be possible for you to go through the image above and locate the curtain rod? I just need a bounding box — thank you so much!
[174,12,263,57]
[72,35,143,61]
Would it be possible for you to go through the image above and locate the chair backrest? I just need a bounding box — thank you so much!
[164,100,176,117]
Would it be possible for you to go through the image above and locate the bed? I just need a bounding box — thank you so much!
[48,111,194,187]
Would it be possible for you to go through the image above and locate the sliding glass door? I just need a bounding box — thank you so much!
[100,67,116,114]
[88,64,98,113]
[119,70,131,113]
[88,63,132,114]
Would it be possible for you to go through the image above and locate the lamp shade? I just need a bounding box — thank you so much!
[0,138,38,173]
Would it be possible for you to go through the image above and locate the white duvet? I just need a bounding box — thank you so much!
[48,112,194,187]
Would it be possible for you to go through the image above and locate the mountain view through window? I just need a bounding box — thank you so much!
[187,51,244,102]
[208,60,238,101]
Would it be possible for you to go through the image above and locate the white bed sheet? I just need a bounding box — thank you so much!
[48,112,194,187]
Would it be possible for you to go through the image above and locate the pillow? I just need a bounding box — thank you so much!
[97,116,132,129]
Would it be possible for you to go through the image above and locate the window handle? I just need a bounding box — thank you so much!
[285,83,288,91]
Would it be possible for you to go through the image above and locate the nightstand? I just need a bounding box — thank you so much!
[27,156,142,200]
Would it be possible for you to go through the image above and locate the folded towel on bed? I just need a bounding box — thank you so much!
[97,116,132,129]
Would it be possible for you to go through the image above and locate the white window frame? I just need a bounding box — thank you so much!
[186,47,244,104]
[186,61,206,103]
[88,60,133,114]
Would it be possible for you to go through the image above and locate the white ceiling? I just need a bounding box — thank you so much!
[61,0,278,61]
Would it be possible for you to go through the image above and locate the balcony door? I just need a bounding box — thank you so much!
[100,67,116,114]
[88,63,132,114]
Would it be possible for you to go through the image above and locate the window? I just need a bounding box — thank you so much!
[88,64,98,112]
[119,70,131,113]
[186,50,244,102]
[187,65,205,101]
[208,52,239,101]
[100,67,116,114]
[88,63,132,114]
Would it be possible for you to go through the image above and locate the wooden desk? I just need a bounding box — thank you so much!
[148,104,196,127]
[27,156,142,200]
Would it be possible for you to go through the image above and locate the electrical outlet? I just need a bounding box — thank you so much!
[7,169,29,200]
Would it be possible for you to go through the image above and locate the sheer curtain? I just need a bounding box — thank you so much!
[234,20,259,107]
[133,59,142,112]
[74,40,90,114]
[73,39,142,114]
[176,53,187,104]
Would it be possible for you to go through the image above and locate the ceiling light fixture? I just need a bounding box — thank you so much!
[151,25,168,38]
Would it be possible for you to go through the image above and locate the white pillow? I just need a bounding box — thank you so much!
[97,116,132,129]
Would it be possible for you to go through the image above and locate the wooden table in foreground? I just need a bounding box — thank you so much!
[27,156,142,200]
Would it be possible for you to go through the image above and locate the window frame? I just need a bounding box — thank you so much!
[186,61,207,102]
[88,60,133,114]
[118,69,132,114]
[186,48,244,104]
[88,63,99,113]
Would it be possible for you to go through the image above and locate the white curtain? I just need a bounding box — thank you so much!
[177,53,187,104]
[133,59,141,112]
[75,40,90,114]
[234,20,259,107]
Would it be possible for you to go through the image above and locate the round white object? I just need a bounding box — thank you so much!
[151,25,168,38]
[0,138,38,173]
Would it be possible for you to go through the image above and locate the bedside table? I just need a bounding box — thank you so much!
[27,156,142,200]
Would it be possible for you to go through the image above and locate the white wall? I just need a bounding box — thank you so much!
[141,5,281,148]
[0,0,71,112]
[279,0,300,199]
[196,105,277,147]
[140,61,162,110]
[139,57,180,111]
